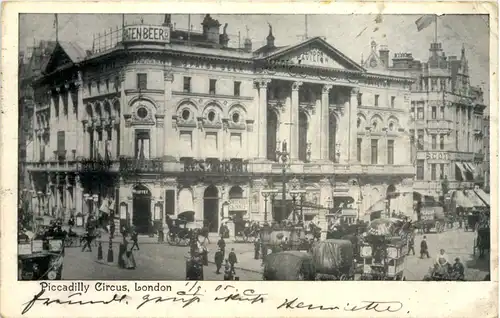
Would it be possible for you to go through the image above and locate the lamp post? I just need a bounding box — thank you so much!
[275,140,289,223]
[261,189,278,222]
[37,191,43,216]
[384,199,389,218]
[46,190,52,216]
[290,188,306,224]
[356,199,362,223]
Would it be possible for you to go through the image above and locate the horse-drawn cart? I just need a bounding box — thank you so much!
[262,251,316,281]
[312,239,356,280]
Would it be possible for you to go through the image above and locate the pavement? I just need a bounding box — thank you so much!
[61,227,489,281]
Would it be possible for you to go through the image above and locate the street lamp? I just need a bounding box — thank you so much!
[275,140,289,224]
[289,188,306,224]
[356,199,362,223]
[46,190,52,216]
[37,191,43,216]
[261,189,278,222]
[384,199,389,218]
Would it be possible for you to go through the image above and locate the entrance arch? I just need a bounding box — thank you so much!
[132,184,152,234]
[203,185,219,233]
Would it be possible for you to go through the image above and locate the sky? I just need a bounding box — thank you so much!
[19,14,490,105]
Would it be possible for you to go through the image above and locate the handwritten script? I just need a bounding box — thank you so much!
[22,282,404,315]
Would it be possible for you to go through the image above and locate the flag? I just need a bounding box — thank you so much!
[53,14,58,28]
[415,15,436,32]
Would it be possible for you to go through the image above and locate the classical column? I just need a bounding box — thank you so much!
[119,71,126,157]
[256,79,271,159]
[349,88,359,162]
[163,70,174,158]
[290,81,303,160]
[321,85,332,160]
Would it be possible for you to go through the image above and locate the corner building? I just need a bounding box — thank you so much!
[26,15,415,234]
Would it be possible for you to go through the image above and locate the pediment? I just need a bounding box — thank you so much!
[42,43,73,74]
[264,37,364,72]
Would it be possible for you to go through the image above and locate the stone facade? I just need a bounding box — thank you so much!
[25,16,415,234]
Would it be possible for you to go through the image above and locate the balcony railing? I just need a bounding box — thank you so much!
[426,119,454,131]
[77,158,113,172]
[119,157,164,173]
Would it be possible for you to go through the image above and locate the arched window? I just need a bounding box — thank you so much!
[178,188,194,213]
[229,186,244,199]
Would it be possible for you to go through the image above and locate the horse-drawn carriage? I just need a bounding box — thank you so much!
[465,211,480,232]
[234,220,259,243]
[166,211,199,246]
[18,230,65,280]
[312,239,356,280]
[359,219,407,281]
[263,251,316,280]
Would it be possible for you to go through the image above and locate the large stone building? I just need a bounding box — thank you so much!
[362,39,489,208]
[25,15,415,234]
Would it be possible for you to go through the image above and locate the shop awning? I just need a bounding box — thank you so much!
[474,189,490,207]
[455,163,468,181]
[453,190,474,209]
[464,190,485,208]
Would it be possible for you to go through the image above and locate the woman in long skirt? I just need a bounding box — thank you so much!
[125,234,136,269]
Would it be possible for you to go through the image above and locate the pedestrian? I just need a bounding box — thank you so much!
[217,236,226,259]
[97,242,103,260]
[68,215,75,227]
[407,234,415,256]
[435,248,450,268]
[219,223,225,238]
[118,235,127,268]
[420,236,430,259]
[81,231,93,252]
[452,257,465,281]
[131,229,139,251]
[123,234,136,270]
[254,237,260,260]
[223,260,233,281]
[214,248,223,274]
[261,240,267,263]
[228,248,237,272]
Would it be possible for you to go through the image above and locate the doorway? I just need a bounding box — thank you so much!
[132,184,152,234]
[203,185,219,232]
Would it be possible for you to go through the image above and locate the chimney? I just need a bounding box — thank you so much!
[266,23,275,48]
[162,14,172,27]
[244,37,252,52]
[201,14,221,44]
[379,45,389,67]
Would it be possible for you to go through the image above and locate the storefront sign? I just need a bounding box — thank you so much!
[182,158,249,174]
[426,152,449,160]
[229,198,248,211]
[123,25,171,43]
[132,189,150,195]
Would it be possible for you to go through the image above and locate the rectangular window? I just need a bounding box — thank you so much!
[180,131,193,150]
[416,160,425,180]
[440,135,445,150]
[357,93,362,106]
[374,94,379,107]
[87,83,91,95]
[440,79,447,91]
[105,79,110,91]
[387,140,394,164]
[440,164,445,179]
[431,135,437,150]
[357,138,362,162]
[183,77,191,93]
[432,106,437,119]
[440,106,445,119]
[233,81,241,96]
[371,139,378,164]
[390,96,395,108]
[57,131,65,160]
[417,129,424,150]
[431,79,437,91]
[431,164,437,180]
[417,107,424,120]
[209,79,217,95]
[135,130,151,160]
[455,130,459,150]
[137,73,147,90]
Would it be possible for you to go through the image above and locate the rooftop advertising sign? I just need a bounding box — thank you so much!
[123,25,171,44]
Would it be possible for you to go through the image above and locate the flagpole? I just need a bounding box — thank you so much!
[187,14,191,44]
[434,15,438,43]
[54,14,59,43]
[305,15,308,39]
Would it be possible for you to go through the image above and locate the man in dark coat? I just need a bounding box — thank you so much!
[407,234,415,256]
[228,248,238,272]
[254,237,260,260]
[452,257,465,280]
[81,231,93,252]
[110,221,116,239]
[214,248,224,274]
[223,260,233,281]
[217,236,226,259]
[420,236,430,259]
[131,229,139,251]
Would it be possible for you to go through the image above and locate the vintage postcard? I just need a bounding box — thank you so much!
[1,1,498,317]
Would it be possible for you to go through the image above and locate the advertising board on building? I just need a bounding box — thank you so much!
[123,25,171,44]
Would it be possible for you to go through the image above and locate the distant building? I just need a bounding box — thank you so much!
[482,116,490,193]
[363,39,489,208]
[25,15,416,234]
